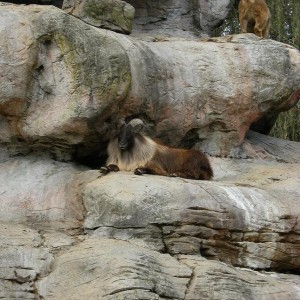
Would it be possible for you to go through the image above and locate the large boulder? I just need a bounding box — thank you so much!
[62,0,135,34]
[0,147,98,226]
[0,3,300,161]
[83,159,300,272]
[2,226,300,299]
[37,238,191,299]
[36,238,300,299]
[193,0,234,36]
[0,3,131,162]
[119,34,300,157]
[126,0,235,37]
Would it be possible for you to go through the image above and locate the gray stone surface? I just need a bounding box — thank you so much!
[63,0,135,34]
[37,238,191,299]
[0,2,299,299]
[83,156,300,271]
[0,224,53,299]
[126,0,235,37]
[180,257,300,300]
[1,225,299,299]
[117,34,300,156]
[36,238,300,299]
[0,150,97,225]
[0,3,131,161]
[194,0,234,36]
[1,3,300,159]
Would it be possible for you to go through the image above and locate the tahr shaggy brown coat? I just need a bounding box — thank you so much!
[101,119,213,180]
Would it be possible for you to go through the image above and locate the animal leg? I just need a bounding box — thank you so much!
[170,171,195,179]
[100,164,120,174]
[196,170,213,180]
[134,167,150,175]
[134,166,169,177]
[171,170,211,180]
[254,15,269,38]
[262,20,270,38]
[262,27,269,38]
[240,18,248,33]
[254,27,263,37]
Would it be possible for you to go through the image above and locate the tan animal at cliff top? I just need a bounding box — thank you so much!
[238,0,271,38]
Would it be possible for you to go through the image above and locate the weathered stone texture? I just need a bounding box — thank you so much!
[180,257,300,300]
[35,238,300,299]
[126,0,235,37]
[0,2,300,299]
[193,0,234,36]
[118,34,300,156]
[83,158,300,272]
[0,150,98,225]
[0,224,53,299]
[0,3,131,160]
[1,4,300,159]
[37,238,191,299]
[63,0,135,34]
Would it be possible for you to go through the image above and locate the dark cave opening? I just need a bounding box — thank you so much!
[74,144,108,170]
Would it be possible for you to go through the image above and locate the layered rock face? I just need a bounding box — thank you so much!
[1,136,300,299]
[126,0,235,37]
[63,0,135,34]
[0,2,300,299]
[0,3,300,161]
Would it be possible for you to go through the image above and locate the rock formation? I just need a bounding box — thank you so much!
[126,0,235,37]
[63,0,135,34]
[0,1,300,299]
[1,3,300,162]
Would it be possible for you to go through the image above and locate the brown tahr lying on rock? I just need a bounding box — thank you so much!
[100,119,213,180]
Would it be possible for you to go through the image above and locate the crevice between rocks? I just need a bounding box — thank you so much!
[183,265,197,300]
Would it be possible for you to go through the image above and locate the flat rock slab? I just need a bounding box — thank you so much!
[36,237,300,299]
[83,159,300,271]
[0,154,98,225]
